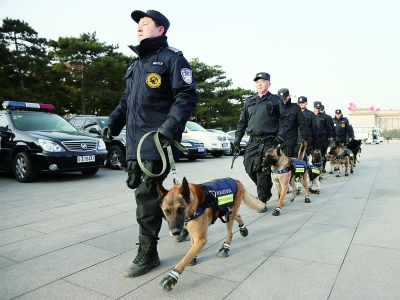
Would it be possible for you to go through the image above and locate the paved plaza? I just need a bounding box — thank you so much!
[0,142,399,299]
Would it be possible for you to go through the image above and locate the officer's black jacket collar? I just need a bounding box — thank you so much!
[128,36,169,59]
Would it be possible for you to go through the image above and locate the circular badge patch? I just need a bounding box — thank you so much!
[146,73,161,88]
[341,124,345,128]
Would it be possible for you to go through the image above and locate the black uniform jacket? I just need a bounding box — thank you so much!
[280,98,307,149]
[107,36,198,161]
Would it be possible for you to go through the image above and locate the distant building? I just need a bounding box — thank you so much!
[348,108,400,130]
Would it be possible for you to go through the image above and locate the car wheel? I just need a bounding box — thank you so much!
[107,145,126,170]
[211,151,223,157]
[13,152,37,183]
[81,167,99,175]
[224,143,233,156]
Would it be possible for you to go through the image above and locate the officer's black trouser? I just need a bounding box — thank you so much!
[319,135,328,168]
[243,140,273,200]
[134,160,170,239]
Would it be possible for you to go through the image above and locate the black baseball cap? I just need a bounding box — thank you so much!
[335,109,342,114]
[298,96,307,103]
[254,72,270,81]
[314,101,322,108]
[131,10,170,35]
[320,104,325,110]
[277,88,290,100]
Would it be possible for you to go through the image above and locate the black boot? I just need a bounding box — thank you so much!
[257,197,270,213]
[123,235,160,277]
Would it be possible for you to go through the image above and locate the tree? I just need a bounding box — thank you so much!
[190,58,253,129]
[0,18,49,101]
[49,32,120,114]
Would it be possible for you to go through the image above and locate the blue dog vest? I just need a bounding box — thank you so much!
[184,178,238,224]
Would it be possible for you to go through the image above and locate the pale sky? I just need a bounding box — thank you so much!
[1,0,399,116]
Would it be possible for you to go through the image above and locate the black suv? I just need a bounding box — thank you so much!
[0,101,107,182]
[67,115,126,170]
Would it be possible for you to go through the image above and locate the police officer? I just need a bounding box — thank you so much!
[102,9,198,278]
[234,73,291,213]
[313,101,333,172]
[320,104,337,147]
[296,96,319,163]
[277,88,307,158]
[333,109,354,144]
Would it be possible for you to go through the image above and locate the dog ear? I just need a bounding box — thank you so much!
[179,177,191,203]
[156,181,169,204]
[277,147,281,156]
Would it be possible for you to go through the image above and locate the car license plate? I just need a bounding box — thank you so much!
[77,155,95,163]
[222,143,228,147]
[197,147,205,152]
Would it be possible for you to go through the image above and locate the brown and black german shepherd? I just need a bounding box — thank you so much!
[325,143,354,177]
[156,178,264,291]
[263,140,310,216]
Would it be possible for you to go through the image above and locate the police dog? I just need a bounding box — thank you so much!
[325,143,354,177]
[157,177,264,292]
[263,140,310,216]
[347,139,362,165]
[308,148,323,194]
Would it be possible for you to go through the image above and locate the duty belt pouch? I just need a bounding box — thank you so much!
[126,160,142,189]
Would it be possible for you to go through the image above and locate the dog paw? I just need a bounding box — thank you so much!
[316,190,320,194]
[160,270,179,292]
[188,256,197,266]
[350,169,354,174]
[304,198,311,203]
[329,171,333,174]
[336,174,341,177]
[345,173,349,176]
[218,243,230,258]
[272,208,281,216]
[296,189,301,195]
[239,226,248,237]
[290,198,295,202]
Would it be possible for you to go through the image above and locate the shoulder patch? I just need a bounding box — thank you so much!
[167,47,181,54]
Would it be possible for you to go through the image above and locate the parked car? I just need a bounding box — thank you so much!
[183,121,230,157]
[67,115,126,169]
[0,101,107,183]
[179,138,206,161]
[207,129,235,156]
[226,130,249,154]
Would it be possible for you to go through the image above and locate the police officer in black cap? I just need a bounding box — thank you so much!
[333,109,354,144]
[320,104,337,147]
[234,73,291,213]
[102,9,198,278]
[313,101,334,172]
[296,96,319,163]
[277,88,307,158]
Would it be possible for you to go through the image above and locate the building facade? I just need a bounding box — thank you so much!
[349,109,400,131]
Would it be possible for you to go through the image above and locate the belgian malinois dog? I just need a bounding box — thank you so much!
[263,140,310,216]
[326,143,354,177]
[157,177,264,292]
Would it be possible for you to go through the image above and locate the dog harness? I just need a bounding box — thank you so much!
[345,149,354,160]
[271,158,307,178]
[184,178,238,224]
[307,165,321,180]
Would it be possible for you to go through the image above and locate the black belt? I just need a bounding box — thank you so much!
[249,135,275,143]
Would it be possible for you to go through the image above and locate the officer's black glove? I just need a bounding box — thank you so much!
[101,124,114,143]
[274,135,284,146]
[157,128,172,148]
[233,137,241,152]
[125,160,142,189]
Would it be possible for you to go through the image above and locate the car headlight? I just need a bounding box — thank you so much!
[98,139,106,150]
[38,139,65,152]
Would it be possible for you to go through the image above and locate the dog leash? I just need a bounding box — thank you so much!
[137,131,188,185]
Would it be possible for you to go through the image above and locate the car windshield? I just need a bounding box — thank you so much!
[97,117,108,129]
[11,113,78,131]
[186,122,207,132]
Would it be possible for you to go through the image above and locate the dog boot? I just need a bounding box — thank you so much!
[160,268,180,292]
[304,197,311,203]
[124,235,160,277]
[174,228,189,242]
[188,256,197,266]
[218,242,230,258]
[272,207,281,216]
[239,223,248,237]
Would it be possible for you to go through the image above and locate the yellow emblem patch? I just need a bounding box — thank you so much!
[341,123,345,128]
[146,73,161,88]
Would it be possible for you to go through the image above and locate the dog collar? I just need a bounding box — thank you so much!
[271,167,290,174]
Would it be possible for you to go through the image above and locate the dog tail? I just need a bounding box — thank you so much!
[298,140,307,160]
[237,181,265,210]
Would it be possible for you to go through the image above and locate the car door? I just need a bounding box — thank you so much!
[0,113,13,169]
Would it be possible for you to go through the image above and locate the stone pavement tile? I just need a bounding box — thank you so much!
[368,189,400,201]
[0,211,58,230]
[0,255,16,269]
[16,279,113,300]
[273,223,356,265]
[307,202,365,227]
[120,271,239,300]
[93,212,138,228]
[0,244,118,300]
[363,196,400,220]
[352,216,400,249]
[0,226,45,246]
[0,221,125,262]
[373,174,400,190]
[329,244,400,300]
[0,200,72,218]
[228,256,339,300]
